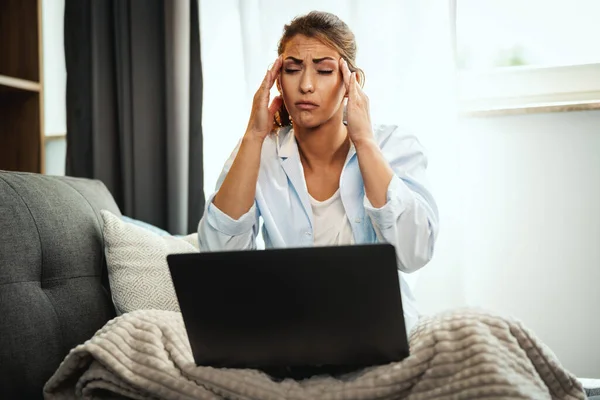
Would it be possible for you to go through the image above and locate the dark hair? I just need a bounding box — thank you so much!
[275,11,364,127]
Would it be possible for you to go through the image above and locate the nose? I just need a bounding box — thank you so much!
[299,71,314,94]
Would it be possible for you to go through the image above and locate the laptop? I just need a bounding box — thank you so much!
[166,243,409,377]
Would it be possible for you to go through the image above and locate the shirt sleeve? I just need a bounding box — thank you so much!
[363,126,439,273]
[197,139,260,252]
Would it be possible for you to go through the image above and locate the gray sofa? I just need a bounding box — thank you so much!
[2,170,599,399]
[0,170,121,398]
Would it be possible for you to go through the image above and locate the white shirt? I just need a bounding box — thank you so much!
[199,124,440,334]
[309,189,355,246]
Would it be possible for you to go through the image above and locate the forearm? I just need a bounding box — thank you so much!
[357,127,439,272]
[354,137,394,208]
[213,134,264,220]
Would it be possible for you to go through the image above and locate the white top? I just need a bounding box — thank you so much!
[201,124,441,335]
[309,189,355,246]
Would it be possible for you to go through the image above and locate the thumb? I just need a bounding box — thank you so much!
[268,95,283,118]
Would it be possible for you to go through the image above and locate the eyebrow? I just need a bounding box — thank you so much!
[284,56,336,64]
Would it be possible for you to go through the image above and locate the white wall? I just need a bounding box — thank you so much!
[424,109,600,378]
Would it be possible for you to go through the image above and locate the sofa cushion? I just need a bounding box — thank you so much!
[101,210,199,315]
[0,171,121,399]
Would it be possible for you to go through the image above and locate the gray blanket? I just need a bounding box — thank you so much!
[43,308,586,399]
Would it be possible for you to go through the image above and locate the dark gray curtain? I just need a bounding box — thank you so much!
[64,0,204,235]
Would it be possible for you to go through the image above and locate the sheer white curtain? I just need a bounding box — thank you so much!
[199,0,464,314]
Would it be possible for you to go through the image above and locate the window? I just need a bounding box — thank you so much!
[456,0,600,112]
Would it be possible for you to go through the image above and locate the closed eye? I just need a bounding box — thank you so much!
[283,69,334,75]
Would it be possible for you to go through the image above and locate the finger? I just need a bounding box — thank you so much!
[353,72,368,103]
[260,56,280,90]
[268,95,283,118]
[344,59,352,89]
[340,58,351,92]
[257,61,278,105]
[351,72,363,97]
[349,72,357,98]
[259,69,272,101]
[261,68,270,87]
[267,56,283,88]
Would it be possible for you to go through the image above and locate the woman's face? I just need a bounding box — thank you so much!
[279,35,346,129]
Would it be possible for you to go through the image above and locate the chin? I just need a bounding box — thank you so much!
[293,120,322,130]
[291,113,335,130]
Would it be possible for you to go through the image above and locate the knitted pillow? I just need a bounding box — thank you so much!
[100,210,199,315]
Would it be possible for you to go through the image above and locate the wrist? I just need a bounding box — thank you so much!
[243,131,266,146]
[352,135,377,152]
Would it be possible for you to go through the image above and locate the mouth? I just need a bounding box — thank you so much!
[295,101,319,110]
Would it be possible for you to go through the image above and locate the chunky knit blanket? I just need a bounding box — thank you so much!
[44,308,586,399]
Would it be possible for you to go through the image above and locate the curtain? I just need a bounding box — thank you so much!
[64,0,204,235]
[199,0,462,313]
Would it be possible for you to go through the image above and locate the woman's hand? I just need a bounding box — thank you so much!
[213,57,283,220]
[340,58,374,147]
[245,56,284,142]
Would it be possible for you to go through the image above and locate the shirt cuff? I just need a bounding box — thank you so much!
[363,175,412,229]
[206,196,257,236]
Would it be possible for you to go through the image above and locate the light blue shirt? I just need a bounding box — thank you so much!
[198,124,440,334]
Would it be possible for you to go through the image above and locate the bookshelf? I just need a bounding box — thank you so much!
[0,0,45,173]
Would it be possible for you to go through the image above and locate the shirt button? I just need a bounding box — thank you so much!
[305,231,312,236]
[354,217,362,223]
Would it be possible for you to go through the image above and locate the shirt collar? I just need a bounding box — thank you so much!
[277,126,296,159]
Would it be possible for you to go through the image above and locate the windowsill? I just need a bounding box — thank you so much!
[457,63,600,118]
[459,100,600,118]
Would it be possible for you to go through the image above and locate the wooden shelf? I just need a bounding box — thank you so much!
[0,75,40,93]
[0,0,44,174]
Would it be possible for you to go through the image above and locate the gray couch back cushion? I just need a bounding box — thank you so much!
[0,171,121,399]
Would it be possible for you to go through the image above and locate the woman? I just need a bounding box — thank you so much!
[198,11,439,335]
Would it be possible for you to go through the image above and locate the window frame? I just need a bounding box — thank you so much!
[453,0,600,114]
